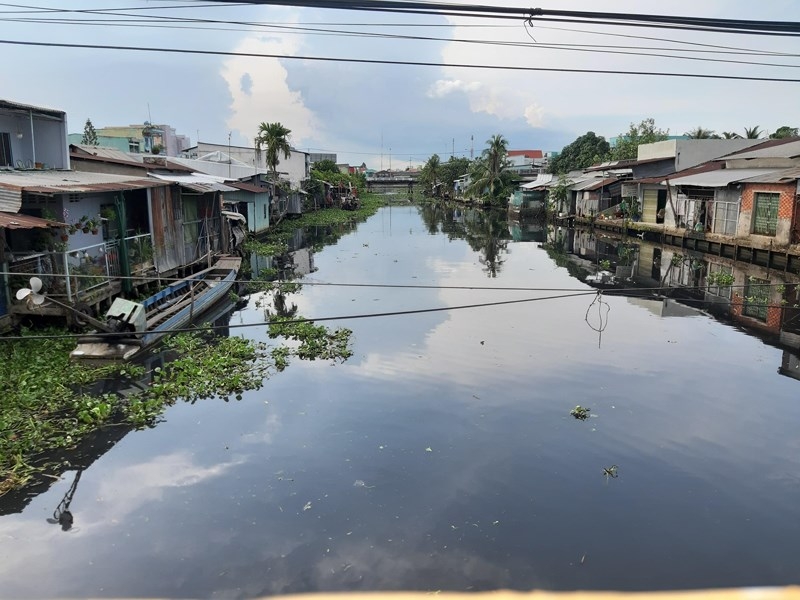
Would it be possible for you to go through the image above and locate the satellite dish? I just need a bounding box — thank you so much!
[15,277,46,306]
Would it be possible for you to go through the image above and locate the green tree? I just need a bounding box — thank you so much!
[419,153,442,195]
[255,122,292,181]
[770,125,799,139]
[685,126,719,139]
[547,173,572,215]
[743,126,763,139]
[439,156,471,191]
[467,134,516,205]
[721,131,742,139]
[610,118,669,161]
[548,131,610,174]
[312,159,339,174]
[81,118,98,146]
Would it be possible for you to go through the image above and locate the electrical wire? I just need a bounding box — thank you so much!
[4,15,799,70]
[197,1,800,36]
[5,2,793,59]
[3,268,796,293]
[0,289,599,341]
[2,38,799,82]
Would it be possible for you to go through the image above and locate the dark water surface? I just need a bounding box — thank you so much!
[2,205,800,598]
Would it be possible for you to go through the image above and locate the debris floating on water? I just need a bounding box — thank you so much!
[303,501,312,511]
[570,405,591,420]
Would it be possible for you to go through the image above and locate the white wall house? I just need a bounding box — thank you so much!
[0,99,69,172]
[185,142,309,188]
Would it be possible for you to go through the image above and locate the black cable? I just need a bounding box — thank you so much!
[6,15,799,69]
[2,38,799,82]
[198,1,800,36]
[0,290,598,341]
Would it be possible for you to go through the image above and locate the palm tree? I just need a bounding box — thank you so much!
[420,154,441,196]
[721,131,742,139]
[255,122,292,181]
[468,134,514,203]
[685,126,717,139]
[743,126,763,139]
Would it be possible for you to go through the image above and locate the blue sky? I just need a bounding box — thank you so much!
[2,1,800,168]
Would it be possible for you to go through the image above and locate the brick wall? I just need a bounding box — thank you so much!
[730,291,783,334]
[739,182,797,245]
[741,182,795,217]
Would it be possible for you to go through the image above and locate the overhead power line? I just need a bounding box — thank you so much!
[200,1,800,36]
[2,39,800,83]
[2,290,599,341]
[4,15,799,69]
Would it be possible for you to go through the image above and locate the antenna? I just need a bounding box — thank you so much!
[147,102,152,124]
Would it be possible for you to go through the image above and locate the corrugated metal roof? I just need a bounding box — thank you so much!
[666,168,780,188]
[0,170,168,199]
[170,156,269,180]
[570,176,609,191]
[521,174,554,190]
[583,177,618,191]
[71,144,139,164]
[0,211,66,229]
[229,181,269,194]
[0,187,20,212]
[737,166,800,184]
[0,99,65,117]
[725,139,800,160]
[149,172,238,193]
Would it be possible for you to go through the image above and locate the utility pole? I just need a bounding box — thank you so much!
[470,135,474,160]
[452,138,454,158]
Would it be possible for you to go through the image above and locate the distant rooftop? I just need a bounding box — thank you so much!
[0,99,65,118]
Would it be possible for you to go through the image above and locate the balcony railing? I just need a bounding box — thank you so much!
[9,237,132,303]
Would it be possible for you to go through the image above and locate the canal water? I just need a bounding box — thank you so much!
[1,204,800,598]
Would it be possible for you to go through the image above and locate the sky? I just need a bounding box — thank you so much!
[2,0,800,169]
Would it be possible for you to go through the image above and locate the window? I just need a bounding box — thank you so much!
[743,276,770,321]
[707,263,733,300]
[0,132,12,167]
[713,188,739,235]
[752,192,779,236]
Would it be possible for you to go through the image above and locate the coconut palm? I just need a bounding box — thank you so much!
[467,134,515,204]
[743,126,763,139]
[420,153,442,196]
[255,122,292,181]
[685,126,718,139]
[721,131,742,139]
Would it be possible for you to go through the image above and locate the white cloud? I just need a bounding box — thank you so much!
[427,78,483,98]
[524,103,545,127]
[429,0,800,138]
[220,32,320,147]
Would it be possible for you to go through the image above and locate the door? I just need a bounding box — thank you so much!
[642,189,658,223]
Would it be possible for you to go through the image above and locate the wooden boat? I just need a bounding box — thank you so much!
[70,256,241,363]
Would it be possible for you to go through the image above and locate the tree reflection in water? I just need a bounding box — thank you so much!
[418,202,512,278]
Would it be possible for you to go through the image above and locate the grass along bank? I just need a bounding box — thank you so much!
[244,193,386,254]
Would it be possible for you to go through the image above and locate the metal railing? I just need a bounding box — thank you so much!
[9,238,126,302]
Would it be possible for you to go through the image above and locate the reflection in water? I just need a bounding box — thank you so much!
[418,203,511,277]
[3,208,800,597]
[46,470,82,531]
[551,225,800,370]
[0,297,242,519]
